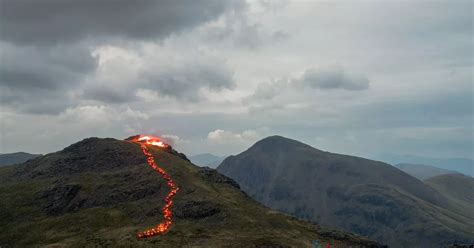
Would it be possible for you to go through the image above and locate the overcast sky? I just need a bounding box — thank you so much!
[0,0,472,160]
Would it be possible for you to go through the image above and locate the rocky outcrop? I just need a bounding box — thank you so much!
[39,183,81,215]
[174,200,220,219]
[198,167,240,189]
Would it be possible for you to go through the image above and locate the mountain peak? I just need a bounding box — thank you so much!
[249,135,319,153]
[217,135,473,246]
[255,135,303,144]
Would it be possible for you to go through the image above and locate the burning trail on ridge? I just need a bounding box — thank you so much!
[128,135,179,238]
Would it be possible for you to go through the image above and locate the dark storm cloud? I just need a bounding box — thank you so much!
[0,0,245,113]
[0,86,74,114]
[0,43,97,90]
[0,0,245,45]
[295,65,369,91]
[83,86,132,104]
[0,42,97,114]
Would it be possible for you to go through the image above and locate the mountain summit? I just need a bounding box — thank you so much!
[217,136,474,247]
[0,137,381,247]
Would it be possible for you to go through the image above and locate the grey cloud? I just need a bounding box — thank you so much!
[234,23,263,49]
[253,81,284,99]
[0,0,244,114]
[203,10,289,49]
[204,22,266,49]
[82,86,133,104]
[0,86,74,114]
[141,60,235,101]
[295,65,369,91]
[350,90,473,129]
[271,31,290,42]
[245,65,369,104]
[0,0,245,45]
[244,78,288,103]
[81,56,235,103]
[249,88,473,159]
[0,43,97,90]
[232,27,288,49]
[0,42,97,114]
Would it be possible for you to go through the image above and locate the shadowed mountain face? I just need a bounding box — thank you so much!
[395,163,461,180]
[0,152,41,166]
[217,136,474,248]
[0,137,381,247]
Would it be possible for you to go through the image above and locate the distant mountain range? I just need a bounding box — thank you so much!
[378,154,473,177]
[217,136,474,247]
[0,152,41,166]
[0,137,381,247]
[189,153,226,168]
[395,163,461,180]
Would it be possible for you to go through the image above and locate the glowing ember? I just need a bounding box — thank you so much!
[130,135,179,238]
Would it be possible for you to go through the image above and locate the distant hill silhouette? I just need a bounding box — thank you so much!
[379,154,473,177]
[395,163,461,180]
[0,152,41,166]
[0,137,381,247]
[217,135,474,247]
[189,153,226,168]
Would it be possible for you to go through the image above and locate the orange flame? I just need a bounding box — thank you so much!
[130,135,179,238]
[136,135,167,148]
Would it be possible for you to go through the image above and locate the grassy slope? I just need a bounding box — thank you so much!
[425,174,474,220]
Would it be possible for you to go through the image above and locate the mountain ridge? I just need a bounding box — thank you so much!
[0,152,42,167]
[395,163,461,180]
[379,154,474,177]
[0,137,382,247]
[217,135,474,247]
